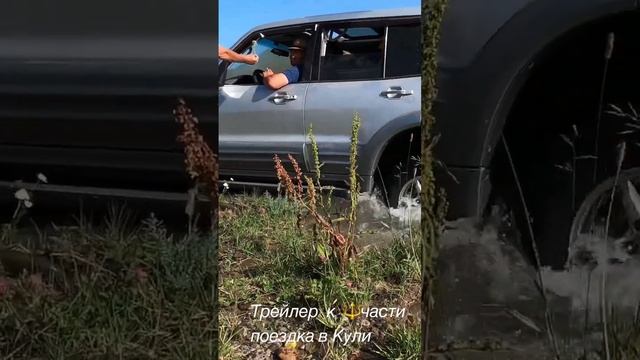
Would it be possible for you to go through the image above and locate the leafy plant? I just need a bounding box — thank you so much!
[272,113,362,274]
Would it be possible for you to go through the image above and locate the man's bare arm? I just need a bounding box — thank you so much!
[263,73,289,90]
[218,46,259,65]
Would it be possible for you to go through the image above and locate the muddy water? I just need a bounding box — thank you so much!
[430,215,640,358]
[431,219,551,356]
[355,193,420,232]
[352,195,559,357]
[543,258,640,325]
[348,193,421,253]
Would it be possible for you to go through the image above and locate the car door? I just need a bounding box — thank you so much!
[219,29,314,179]
[303,19,421,183]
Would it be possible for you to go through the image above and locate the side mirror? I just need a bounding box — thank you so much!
[217,62,228,86]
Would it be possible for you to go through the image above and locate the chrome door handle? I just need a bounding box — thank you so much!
[271,92,297,104]
[381,87,414,99]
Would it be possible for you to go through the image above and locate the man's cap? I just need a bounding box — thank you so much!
[288,38,306,50]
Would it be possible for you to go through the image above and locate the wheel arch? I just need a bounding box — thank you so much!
[360,112,421,193]
[478,0,638,169]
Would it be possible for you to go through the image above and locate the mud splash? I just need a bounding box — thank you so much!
[356,193,420,232]
[355,192,640,328]
[543,232,640,324]
[432,215,640,357]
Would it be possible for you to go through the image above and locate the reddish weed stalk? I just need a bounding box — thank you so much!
[173,98,218,228]
[274,154,354,272]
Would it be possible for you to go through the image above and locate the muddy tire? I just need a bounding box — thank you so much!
[374,162,420,208]
[567,167,640,267]
[397,175,421,208]
[489,136,576,270]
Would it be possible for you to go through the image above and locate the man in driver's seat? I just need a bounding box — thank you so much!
[262,38,306,90]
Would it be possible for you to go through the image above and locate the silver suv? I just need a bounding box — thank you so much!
[218,8,421,205]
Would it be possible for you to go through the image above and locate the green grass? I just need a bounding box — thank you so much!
[218,193,422,358]
[374,323,422,360]
[0,208,216,359]
[218,313,243,360]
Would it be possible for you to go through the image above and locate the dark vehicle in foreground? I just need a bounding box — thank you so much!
[0,1,216,201]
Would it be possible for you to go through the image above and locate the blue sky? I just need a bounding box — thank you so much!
[219,0,419,47]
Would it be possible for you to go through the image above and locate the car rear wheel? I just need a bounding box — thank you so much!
[398,174,421,209]
[567,167,640,268]
[374,159,420,209]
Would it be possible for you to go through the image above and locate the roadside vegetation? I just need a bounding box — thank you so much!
[218,114,423,359]
[0,203,216,359]
[421,0,449,357]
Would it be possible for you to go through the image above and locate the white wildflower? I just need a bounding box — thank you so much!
[14,189,30,201]
[37,173,48,183]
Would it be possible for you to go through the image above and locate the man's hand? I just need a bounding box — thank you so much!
[262,68,274,77]
[245,54,259,65]
[262,67,289,90]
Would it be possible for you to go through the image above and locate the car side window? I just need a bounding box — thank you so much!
[385,24,421,78]
[318,26,385,82]
[223,38,291,85]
